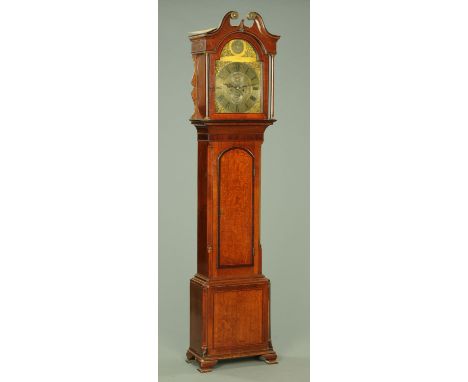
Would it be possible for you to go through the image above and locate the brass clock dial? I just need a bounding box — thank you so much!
[215,62,261,113]
[215,39,262,113]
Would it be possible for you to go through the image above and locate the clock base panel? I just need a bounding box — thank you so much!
[187,275,277,372]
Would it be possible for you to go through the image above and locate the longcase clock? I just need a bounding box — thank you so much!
[186,11,280,373]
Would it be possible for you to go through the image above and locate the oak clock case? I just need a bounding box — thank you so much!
[186,11,280,373]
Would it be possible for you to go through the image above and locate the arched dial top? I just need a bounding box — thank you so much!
[215,39,262,114]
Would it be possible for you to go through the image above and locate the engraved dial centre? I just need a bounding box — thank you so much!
[224,71,253,104]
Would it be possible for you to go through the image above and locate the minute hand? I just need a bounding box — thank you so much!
[224,83,251,89]
[223,83,254,90]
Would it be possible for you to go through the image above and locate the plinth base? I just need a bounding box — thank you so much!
[186,348,278,372]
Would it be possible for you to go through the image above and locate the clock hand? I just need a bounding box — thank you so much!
[224,83,252,90]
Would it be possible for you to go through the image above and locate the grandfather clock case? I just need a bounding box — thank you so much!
[186,11,280,372]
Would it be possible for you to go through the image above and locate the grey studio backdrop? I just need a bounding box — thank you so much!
[159,1,309,380]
